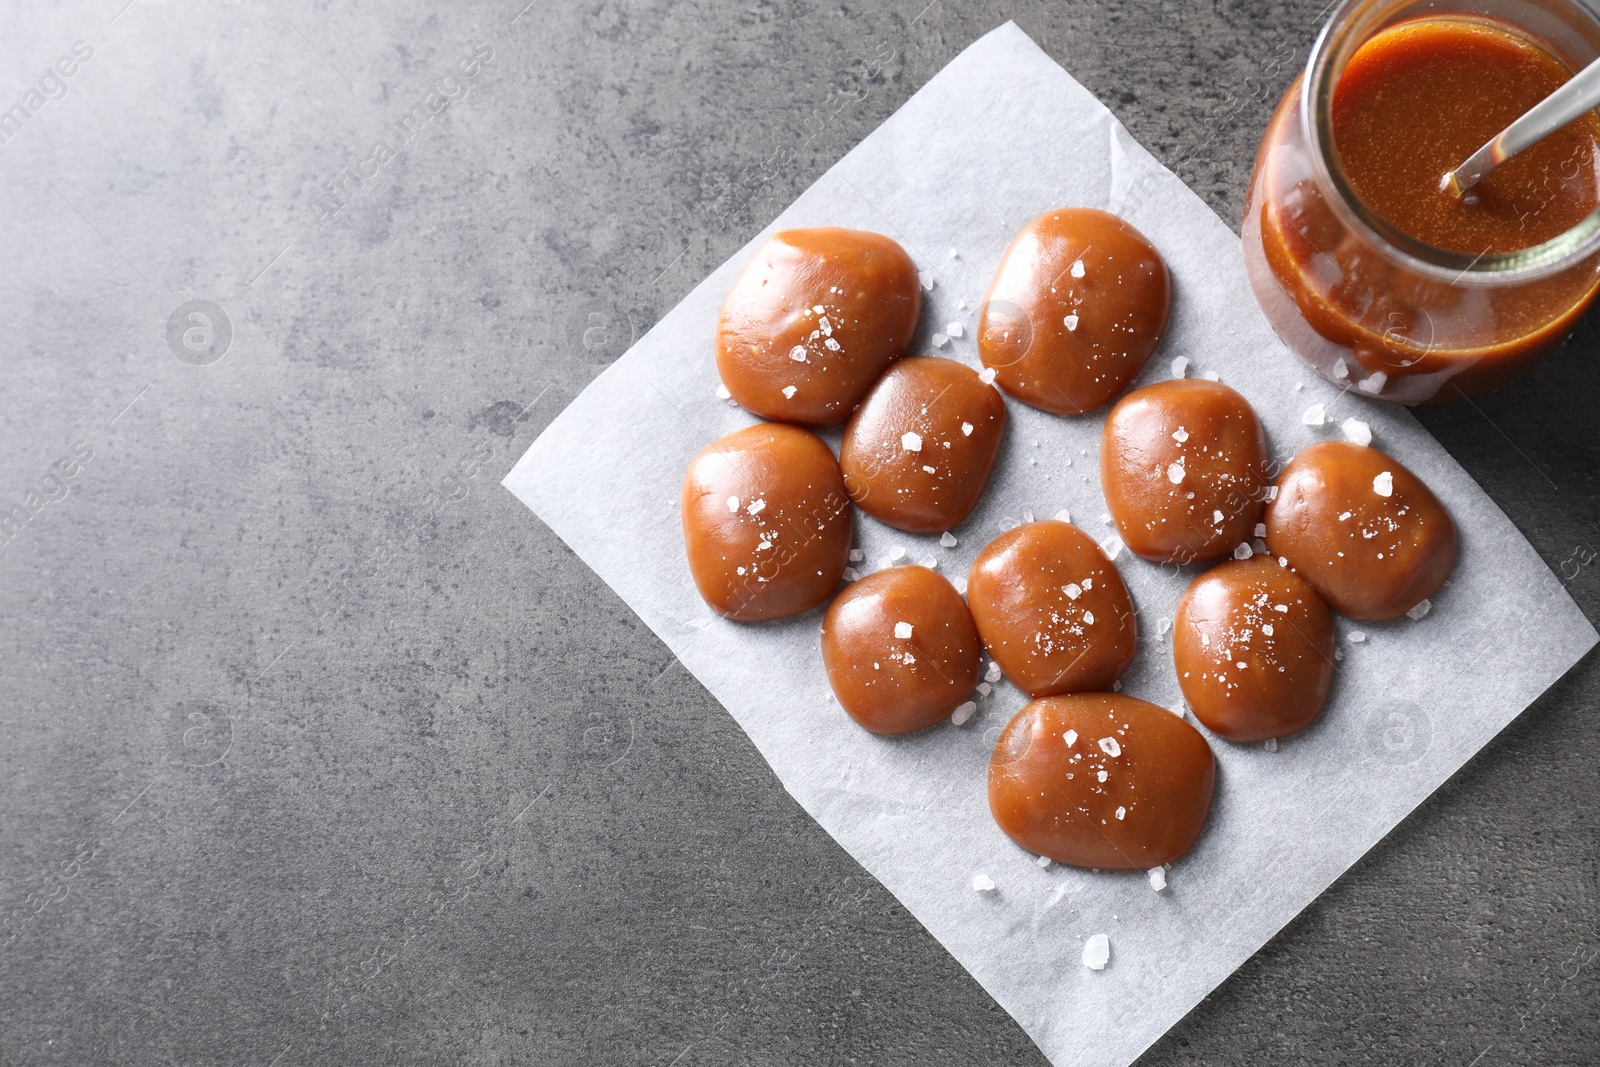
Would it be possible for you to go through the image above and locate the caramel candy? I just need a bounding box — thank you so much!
[821,566,982,734]
[1174,556,1336,742]
[682,423,851,622]
[1101,379,1270,564]
[988,694,1215,869]
[1265,442,1456,621]
[967,521,1137,697]
[716,227,922,427]
[979,208,1170,415]
[839,357,1006,534]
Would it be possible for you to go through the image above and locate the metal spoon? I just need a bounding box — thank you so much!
[1442,55,1600,197]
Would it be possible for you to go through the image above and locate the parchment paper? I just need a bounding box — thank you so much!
[504,23,1597,1067]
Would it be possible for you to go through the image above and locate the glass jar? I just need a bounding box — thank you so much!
[1242,0,1600,403]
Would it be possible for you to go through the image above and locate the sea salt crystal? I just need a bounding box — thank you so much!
[782,385,797,399]
[951,701,977,726]
[1349,631,1367,643]
[1064,583,1082,600]
[1167,461,1186,484]
[918,554,938,569]
[894,622,913,639]
[940,532,958,548]
[1202,370,1220,381]
[1172,428,1189,443]
[715,383,732,399]
[1064,729,1078,747]
[985,662,1001,683]
[1407,599,1432,620]
[956,299,967,309]
[788,345,808,362]
[747,498,766,515]
[1373,470,1394,497]
[932,333,949,348]
[953,577,967,595]
[1332,358,1351,380]
[1233,542,1253,560]
[1098,737,1121,757]
[977,682,992,697]
[1099,535,1124,561]
[726,495,740,512]
[843,568,859,582]
[948,248,959,259]
[1082,934,1110,970]
[1262,624,1274,636]
[1156,617,1171,635]
[1115,806,1126,820]
[961,422,974,436]
[1358,371,1388,395]
[1097,770,1108,783]
[1083,611,1095,625]
[1264,738,1279,752]
[978,367,996,385]
[1055,508,1071,522]
[1036,855,1051,868]
[972,873,996,892]
[1148,867,1167,892]
[1063,313,1079,331]
[1070,259,1086,278]
[947,322,964,338]
[922,465,937,474]
[919,270,935,291]
[889,546,907,561]
[1171,356,1189,378]
[1254,522,1268,537]
[902,432,923,452]
[848,549,864,562]
[1341,417,1373,446]
[1301,402,1326,426]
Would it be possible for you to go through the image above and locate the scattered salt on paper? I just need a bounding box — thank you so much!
[1055,508,1071,522]
[919,554,938,568]
[919,270,935,291]
[1148,868,1167,892]
[1264,738,1278,752]
[1349,631,1367,644]
[951,701,977,726]
[1036,855,1052,868]
[940,532,958,548]
[715,383,732,399]
[849,549,864,562]
[1099,535,1124,561]
[985,662,1001,684]
[1171,356,1189,378]
[1358,371,1388,395]
[948,322,965,338]
[1301,402,1326,427]
[889,546,907,561]
[1082,933,1110,970]
[933,333,950,348]
[972,873,996,892]
[952,577,967,595]
[1341,417,1373,446]
[978,367,996,385]
[1407,599,1432,620]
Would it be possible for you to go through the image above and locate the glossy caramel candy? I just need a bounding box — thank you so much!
[967,521,1137,697]
[979,208,1169,416]
[1174,556,1336,742]
[1101,379,1270,564]
[839,357,1006,534]
[821,566,982,734]
[716,227,921,427]
[682,423,851,622]
[988,694,1215,869]
[1265,442,1456,621]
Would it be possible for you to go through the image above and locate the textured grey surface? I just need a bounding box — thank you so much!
[0,1,1594,1065]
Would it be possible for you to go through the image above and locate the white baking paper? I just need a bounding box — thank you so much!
[504,23,1597,1067]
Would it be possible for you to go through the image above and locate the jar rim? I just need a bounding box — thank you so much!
[1302,0,1600,286]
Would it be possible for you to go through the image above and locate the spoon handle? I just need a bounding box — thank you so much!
[1444,54,1600,197]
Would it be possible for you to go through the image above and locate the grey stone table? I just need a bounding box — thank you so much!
[1,1,1595,1064]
